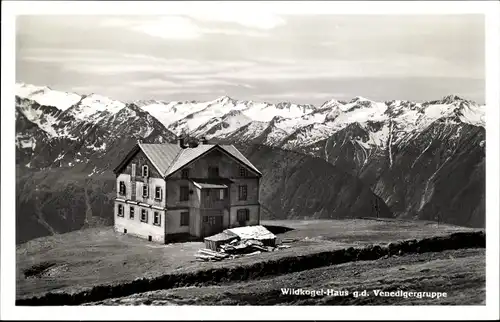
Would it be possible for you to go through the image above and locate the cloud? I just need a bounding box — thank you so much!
[19,46,482,88]
[19,48,256,76]
[187,10,286,29]
[185,79,254,89]
[255,92,351,100]
[146,88,226,97]
[132,16,201,39]
[129,77,253,90]
[15,14,484,106]
[202,56,480,80]
[129,78,182,88]
[100,15,278,40]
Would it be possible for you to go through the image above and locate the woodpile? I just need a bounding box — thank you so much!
[197,225,287,261]
[195,238,285,262]
[195,248,231,261]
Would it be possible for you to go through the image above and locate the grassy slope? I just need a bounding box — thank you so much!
[16,219,478,299]
[88,248,485,305]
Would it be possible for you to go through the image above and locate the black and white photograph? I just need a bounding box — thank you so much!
[1,1,499,320]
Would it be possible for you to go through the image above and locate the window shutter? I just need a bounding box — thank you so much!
[121,182,126,195]
[155,186,162,200]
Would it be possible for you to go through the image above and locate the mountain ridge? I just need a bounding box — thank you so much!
[14,82,485,244]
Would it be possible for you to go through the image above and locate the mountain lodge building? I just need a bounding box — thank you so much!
[112,139,262,243]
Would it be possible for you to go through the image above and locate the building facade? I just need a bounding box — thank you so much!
[112,140,262,243]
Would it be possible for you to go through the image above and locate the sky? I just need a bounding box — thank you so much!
[15,13,485,105]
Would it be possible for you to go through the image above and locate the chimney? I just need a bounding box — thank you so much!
[178,137,187,149]
[201,137,209,145]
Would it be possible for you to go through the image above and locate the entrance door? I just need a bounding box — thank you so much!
[202,214,223,237]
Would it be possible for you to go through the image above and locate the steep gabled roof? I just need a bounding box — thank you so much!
[219,145,261,175]
[165,144,215,176]
[139,143,182,176]
[114,142,262,178]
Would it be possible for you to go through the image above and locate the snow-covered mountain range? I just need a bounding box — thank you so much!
[15,83,176,171]
[15,82,486,242]
[15,83,485,154]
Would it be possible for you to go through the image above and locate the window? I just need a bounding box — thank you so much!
[180,186,190,201]
[119,181,126,195]
[181,168,190,179]
[117,204,124,217]
[141,209,148,223]
[153,212,161,226]
[142,185,149,198]
[238,185,248,201]
[181,212,189,226]
[142,165,149,177]
[131,164,136,177]
[129,206,135,219]
[239,167,248,177]
[204,216,217,225]
[237,209,250,222]
[208,167,219,178]
[155,186,162,200]
[219,189,225,200]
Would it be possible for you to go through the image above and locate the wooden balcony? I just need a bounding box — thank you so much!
[199,188,229,209]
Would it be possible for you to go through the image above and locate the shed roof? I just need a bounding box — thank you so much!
[204,231,239,242]
[192,181,228,189]
[224,225,276,241]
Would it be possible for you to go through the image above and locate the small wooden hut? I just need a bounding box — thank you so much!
[204,231,239,251]
[204,225,277,251]
[226,225,277,247]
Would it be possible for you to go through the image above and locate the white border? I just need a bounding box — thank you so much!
[1,1,499,321]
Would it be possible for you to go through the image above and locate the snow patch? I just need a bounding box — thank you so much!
[16,105,60,138]
[15,83,81,111]
[69,94,126,120]
[88,167,98,177]
[202,113,253,138]
[458,104,485,127]
[86,142,107,152]
[423,104,455,119]
[141,101,210,129]
[355,139,371,149]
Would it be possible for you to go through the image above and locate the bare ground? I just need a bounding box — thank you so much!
[16,219,479,300]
